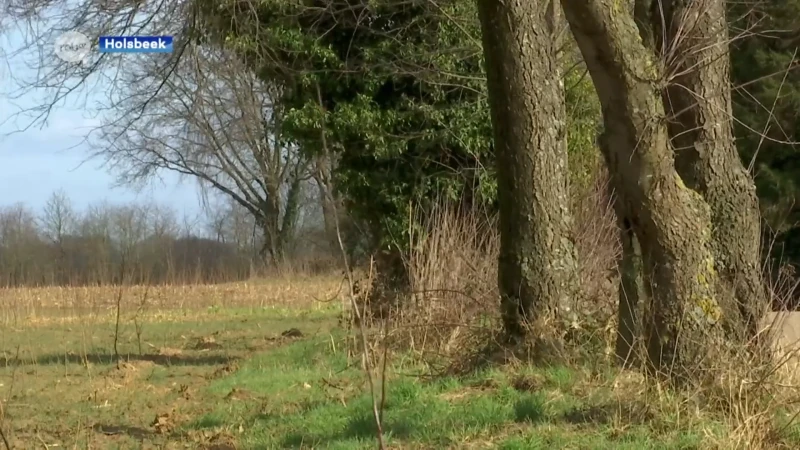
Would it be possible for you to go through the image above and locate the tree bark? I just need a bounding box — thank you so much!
[654,0,768,339]
[314,154,341,255]
[258,193,284,268]
[600,131,648,368]
[477,0,580,341]
[561,0,728,380]
[614,214,646,367]
[280,174,304,255]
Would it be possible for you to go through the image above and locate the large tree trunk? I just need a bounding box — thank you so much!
[654,0,767,339]
[477,0,580,341]
[561,0,728,380]
[258,193,284,268]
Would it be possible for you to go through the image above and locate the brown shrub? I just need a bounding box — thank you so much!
[383,164,620,360]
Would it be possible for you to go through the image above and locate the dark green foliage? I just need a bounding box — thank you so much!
[729,0,800,270]
[198,0,494,253]
[196,1,601,261]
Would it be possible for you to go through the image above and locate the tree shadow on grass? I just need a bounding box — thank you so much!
[561,401,654,426]
[17,352,235,367]
[92,423,154,439]
[514,395,547,423]
[280,409,415,448]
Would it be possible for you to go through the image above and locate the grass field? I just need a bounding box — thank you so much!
[2,277,800,449]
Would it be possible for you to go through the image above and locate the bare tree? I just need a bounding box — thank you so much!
[0,204,44,284]
[39,190,76,283]
[39,189,75,246]
[2,0,317,268]
[146,204,180,240]
[203,196,261,259]
[74,201,114,282]
[90,43,313,267]
[1,0,192,130]
[109,204,149,263]
[203,202,229,244]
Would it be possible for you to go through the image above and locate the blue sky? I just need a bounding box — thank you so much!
[0,28,202,216]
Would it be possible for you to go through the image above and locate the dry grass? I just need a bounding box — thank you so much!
[0,274,344,326]
[0,275,343,449]
[390,167,620,358]
[396,199,500,355]
[572,166,621,335]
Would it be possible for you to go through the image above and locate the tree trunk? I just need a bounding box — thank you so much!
[477,0,580,341]
[280,173,304,255]
[614,215,646,367]
[561,0,728,380]
[654,0,767,339]
[257,196,284,268]
[314,154,341,256]
[318,183,338,252]
[600,131,648,368]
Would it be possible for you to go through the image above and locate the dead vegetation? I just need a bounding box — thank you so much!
[0,275,342,328]
[344,168,800,449]
[0,276,341,449]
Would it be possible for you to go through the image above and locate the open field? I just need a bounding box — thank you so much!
[2,278,800,449]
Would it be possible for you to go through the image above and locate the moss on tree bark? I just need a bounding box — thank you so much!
[562,0,729,381]
[654,0,768,340]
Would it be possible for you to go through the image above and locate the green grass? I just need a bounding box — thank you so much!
[188,335,718,449]
[0,305,339,448]
[4,303,800,449]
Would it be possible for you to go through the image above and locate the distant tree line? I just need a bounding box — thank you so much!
[0,190,340,287]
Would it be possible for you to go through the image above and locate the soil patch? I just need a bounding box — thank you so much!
[194,336,223,350]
